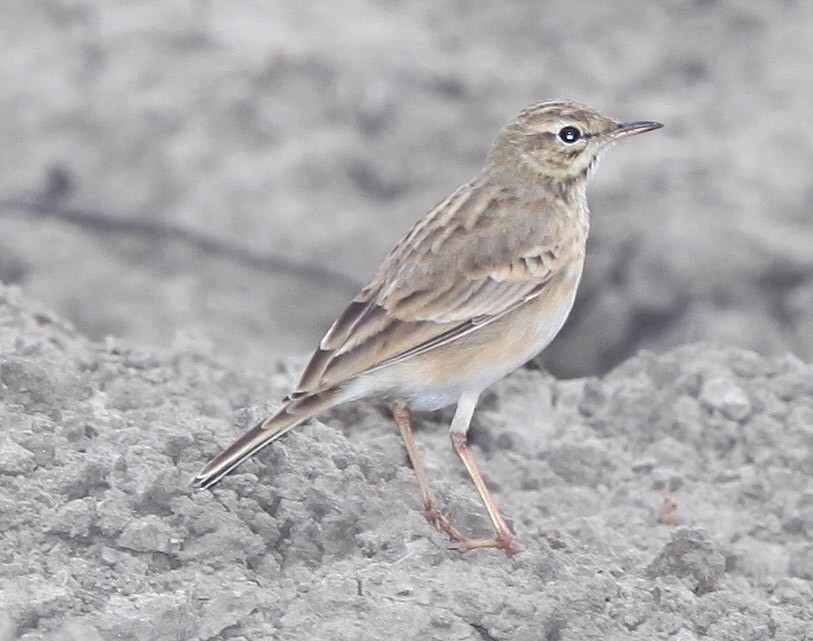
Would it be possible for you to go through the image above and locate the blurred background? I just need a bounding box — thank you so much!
[0,0,811,378]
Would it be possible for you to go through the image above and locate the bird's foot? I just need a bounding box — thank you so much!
[422,500,469,542]
[422,499,521,557]
[450,529,522,557]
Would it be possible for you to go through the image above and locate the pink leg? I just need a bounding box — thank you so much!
[450,431,521,556]
[393,402,469,543]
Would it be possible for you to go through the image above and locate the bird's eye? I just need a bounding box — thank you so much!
[558,126,582,144]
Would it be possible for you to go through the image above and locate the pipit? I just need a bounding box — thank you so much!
[193,100,662,556]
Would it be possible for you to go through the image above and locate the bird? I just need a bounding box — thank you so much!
[192,100,662,556]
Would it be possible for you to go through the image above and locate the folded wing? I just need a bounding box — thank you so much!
[291,179,570,395]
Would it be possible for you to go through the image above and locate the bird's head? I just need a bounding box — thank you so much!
[488,100,662,186]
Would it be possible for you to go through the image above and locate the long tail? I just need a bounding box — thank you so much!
[191,392,337,489]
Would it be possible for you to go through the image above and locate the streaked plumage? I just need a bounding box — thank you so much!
[192,100,662,555]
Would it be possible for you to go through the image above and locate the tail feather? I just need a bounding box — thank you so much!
[191,392,335,489]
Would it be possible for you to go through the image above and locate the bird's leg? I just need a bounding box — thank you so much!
[448,392,522,556]
[392,402,468,543]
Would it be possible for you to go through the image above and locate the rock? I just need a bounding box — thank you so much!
[699,375,752,421]
[646,528,726,595]
[116,515,175,554]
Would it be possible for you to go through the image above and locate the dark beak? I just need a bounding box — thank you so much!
[610,120,663,140]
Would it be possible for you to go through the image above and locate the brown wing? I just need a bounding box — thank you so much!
[291,178,572,395]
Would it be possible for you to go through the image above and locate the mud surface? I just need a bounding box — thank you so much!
[1,1,812,376]
[1,284,811,640]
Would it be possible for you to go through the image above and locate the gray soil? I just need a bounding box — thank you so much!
[1,1,812,640]
[2,284,813,640]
